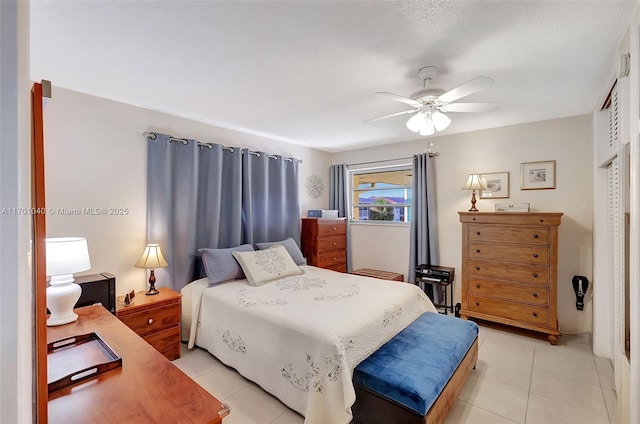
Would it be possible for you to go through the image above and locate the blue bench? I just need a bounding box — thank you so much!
[352,312,479,424]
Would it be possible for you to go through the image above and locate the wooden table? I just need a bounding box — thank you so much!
[351,268,404,282]
[48,305,229,424]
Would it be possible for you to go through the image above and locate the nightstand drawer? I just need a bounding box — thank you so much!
[145,326,180,361]
[119,302,180,337]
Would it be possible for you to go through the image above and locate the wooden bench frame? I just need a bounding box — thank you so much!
[352,338,478,424]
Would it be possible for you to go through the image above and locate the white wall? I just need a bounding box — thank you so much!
[0,0,33,422]
[44,87,331,295]
[332,115,594,334]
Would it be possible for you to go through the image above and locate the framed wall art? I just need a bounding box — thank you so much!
[479,172,509,199]
[520,160,556,190]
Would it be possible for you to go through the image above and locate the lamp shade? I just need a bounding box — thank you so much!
[461,174,487,191]
[406,112,426,133]
[135,244,168,269]
[46,237,91,277]
[432,111,451,131]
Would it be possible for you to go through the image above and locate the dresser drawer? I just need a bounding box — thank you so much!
[468,241,549,265]
[467,294,549,326]
[326,263,347,273]
[467,259,549,285]
[317,250,346,268]
[468,277,549,305]
[119,302,180,337]
[318,234,346,252]
[318,220,346,237]
[468,225,549,244]
[144,326,180,361]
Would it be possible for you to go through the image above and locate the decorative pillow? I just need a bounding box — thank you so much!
[198,244,255,287]
[232,244,303,286]
[255,238,307,266]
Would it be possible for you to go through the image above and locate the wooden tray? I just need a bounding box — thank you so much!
[48,332,122,393]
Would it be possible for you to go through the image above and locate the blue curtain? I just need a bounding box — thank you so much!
[146,133,299,291]
[329,164,352,272]
[408,153,439,284]
[242,151,301,244]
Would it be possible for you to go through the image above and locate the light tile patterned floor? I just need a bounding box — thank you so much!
[172,323,616,424]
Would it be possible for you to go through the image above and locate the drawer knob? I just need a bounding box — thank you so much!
[475,266,480,271]
[475,249,481,253]
[475,301,480,306]
[333,257,337,261]
[532,292,538,297]
[332,242,337,246]
[472,217,476,221]
[533,253,538,258]
[532,312,538,317]
[475,284,481,288]
[476,231,481,236]
[533,234,539,239]
[532,272,538,278]
[332,227,337,231]
[148,318,154,325]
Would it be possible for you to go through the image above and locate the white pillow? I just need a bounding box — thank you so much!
[232,244,303,286]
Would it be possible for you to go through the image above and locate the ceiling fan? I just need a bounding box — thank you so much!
[368,66,497,136]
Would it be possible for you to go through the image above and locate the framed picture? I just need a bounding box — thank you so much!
[479,172,509,199]
[520,160,556,190]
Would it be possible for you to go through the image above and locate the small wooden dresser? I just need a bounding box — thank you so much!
[459,212,563,344]
[116,287,181,360]
[301,217,347,272]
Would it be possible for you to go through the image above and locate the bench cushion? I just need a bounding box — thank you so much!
[353,312,478,416]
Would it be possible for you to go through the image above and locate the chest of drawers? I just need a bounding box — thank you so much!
[116,287,181,360]
[301,218,347,272]
[459,212,563,344]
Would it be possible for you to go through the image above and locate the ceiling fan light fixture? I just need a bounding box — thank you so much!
[419,112,435,136]
[432,110,451,131]
[406,112,426,133]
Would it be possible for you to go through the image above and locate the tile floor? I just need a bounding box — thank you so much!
[173,323,617,424]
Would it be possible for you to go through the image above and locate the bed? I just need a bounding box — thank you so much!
[181,264,436,424]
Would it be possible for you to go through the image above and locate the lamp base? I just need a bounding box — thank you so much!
[468,190,479,212]
[146,269,159,295]
[46,280,82,326]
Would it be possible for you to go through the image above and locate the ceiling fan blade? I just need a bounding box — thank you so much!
[375,92,422,107]
[437,76,494,104]
[440,103,499,113]
[365,109,418,123]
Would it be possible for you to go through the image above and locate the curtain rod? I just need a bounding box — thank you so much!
[143,131,302,163]
[346,151,439,167]
[346,142,440,167]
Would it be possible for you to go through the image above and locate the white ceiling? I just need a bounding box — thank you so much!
[30,1,637,153]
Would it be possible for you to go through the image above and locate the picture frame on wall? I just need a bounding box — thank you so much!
[520,160,556,190]
[479,172,510,199]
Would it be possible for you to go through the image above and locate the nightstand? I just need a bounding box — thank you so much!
[116,287,181,360]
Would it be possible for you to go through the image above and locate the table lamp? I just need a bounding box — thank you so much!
[461,174,487,212]
[135,244,168,295]
[46,237,91,326]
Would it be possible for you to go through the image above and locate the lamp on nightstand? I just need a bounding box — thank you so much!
[46,237,92,326]
[135,244,168,295]
[461,174,487,212]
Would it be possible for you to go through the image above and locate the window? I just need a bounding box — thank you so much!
[350,165,412,223]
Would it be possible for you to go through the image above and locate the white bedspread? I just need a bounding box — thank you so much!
[182,266,436,424]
